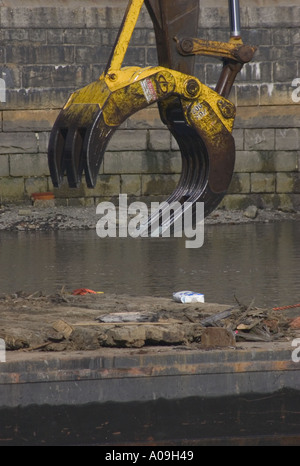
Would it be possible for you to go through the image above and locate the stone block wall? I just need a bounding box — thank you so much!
[0,0,299,210]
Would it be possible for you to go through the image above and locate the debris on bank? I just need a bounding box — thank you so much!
[1,205,300,232]
[0,291,299,352]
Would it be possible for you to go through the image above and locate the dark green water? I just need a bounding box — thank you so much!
[1,389,299,446]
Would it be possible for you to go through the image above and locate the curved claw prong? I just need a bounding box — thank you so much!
[48,103,107,188]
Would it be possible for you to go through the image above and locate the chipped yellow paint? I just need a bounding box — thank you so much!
[62,64,235,135]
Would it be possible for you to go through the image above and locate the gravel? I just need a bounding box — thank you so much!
[0,203,300,232]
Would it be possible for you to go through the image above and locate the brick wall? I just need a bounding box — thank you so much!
[0,0,299,210]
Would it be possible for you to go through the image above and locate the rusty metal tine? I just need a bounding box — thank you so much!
[63,127,86,188]
[48,125,66,187]
[139,106,192,233]
[82,111,114,188]
[141,109,207,236]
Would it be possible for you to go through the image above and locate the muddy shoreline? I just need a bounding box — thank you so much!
[1,204,300,231]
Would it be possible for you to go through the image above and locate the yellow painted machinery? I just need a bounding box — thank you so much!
[48,0,256,226]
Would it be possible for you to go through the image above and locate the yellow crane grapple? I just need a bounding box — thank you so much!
[48,0,256,226]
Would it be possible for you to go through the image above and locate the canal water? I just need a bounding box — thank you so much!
[1,221,300,446]
[0,220,300,309]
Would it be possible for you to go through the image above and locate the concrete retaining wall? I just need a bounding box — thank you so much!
[0,0,300,210]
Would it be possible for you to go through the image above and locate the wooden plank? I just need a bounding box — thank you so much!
[200,307,236,327]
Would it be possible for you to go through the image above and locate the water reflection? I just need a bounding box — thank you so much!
[0,221,299,308]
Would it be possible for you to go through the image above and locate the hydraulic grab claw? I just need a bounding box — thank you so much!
[48,0,256,227]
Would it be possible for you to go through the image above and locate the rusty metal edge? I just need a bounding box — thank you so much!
[0,344,299,408]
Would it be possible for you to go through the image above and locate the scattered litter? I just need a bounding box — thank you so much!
[72,288,104,296]
[31,192,55,208]
[273,303,300,311]
[0,291,298,351]
[31,192,55,201]
[173,291,205,303]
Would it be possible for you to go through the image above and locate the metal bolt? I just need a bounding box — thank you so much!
[185,79,200,97]
[180,38,194,54]
[217,100,236,119]
[108,73,117,81]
